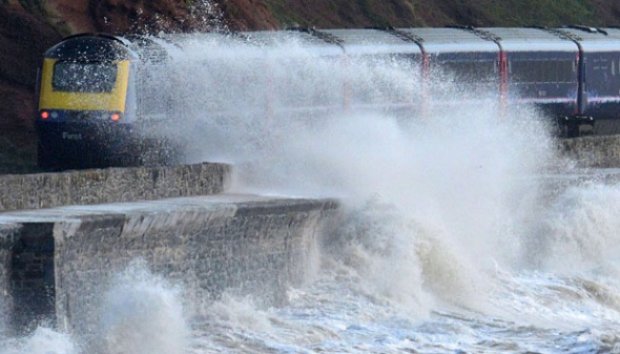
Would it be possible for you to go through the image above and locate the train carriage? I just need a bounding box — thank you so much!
[241,30,344,118]
[556,27,620,135]
[396,27,501,120]
[482,28,580,133]
[36,27,620,170]
[36,34,141,169]
[399,28,500,89]
[319,28,422,113]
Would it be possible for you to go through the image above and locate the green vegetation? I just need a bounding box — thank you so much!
[263,0,604,28]
[263,0,309,28]
[464,0,598,26]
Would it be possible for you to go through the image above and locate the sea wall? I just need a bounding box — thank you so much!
[559,135,620,168]
[0,195,337,336]
[0,162,230,212]
[0,223,20,335]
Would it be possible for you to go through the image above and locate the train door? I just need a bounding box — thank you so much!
[582,51,620,134]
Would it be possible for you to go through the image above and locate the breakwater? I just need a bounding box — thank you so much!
[559,135,620,168]
[0,162,230,212]
[1,134,619,342]
[0,163,337,338]
[0,195,337,336]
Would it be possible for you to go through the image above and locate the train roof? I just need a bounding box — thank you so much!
[480,28,578,52]
[154,32,259,60]
[240,30,343,56]
[44,34,138,61]
[552,27,620,52]
[318,29,421,55]
[603,28,620,38]
[396,28,499,54]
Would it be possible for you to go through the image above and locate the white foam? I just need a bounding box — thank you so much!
[94,261,188,354]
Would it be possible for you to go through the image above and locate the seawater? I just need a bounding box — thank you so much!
[3,34,620,354]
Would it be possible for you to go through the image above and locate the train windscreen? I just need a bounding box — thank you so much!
[52,61,118,93]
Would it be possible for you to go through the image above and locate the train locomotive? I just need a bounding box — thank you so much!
[36,33,171,169]
[35,26,620,170]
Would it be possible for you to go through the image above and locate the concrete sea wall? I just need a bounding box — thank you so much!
[559,135,620,168]
[0,195,337,336]
[1,134,617,339]
[0,224,20,335]
[0,162,230,212]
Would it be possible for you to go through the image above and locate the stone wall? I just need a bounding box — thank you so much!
[0,162,230,212]
[559,135,620,168]
[0,195,337,338]
[9,223,56,333]
[0,223,20,336]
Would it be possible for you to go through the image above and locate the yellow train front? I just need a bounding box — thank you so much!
[36,34,140,170]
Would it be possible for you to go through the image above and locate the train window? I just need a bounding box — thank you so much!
[440,60,497,83]
[53,61,118,93]
[511,60,576,83]
[592,57,610,73]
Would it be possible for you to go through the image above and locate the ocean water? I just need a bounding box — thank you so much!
[3,33,620,354]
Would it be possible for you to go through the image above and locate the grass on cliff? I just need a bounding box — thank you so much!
[468,0,598,26]
[264,0,600,28]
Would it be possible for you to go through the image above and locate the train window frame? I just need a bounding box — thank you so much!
[52,61,118,93]
[510,58,576,84]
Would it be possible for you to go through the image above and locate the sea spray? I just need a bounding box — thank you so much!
[0,31,613,352]
[536,183,620,274]
[0,327,77,354]
[107,32,620,352]
[149,36,556,317]
[94,261,188,354]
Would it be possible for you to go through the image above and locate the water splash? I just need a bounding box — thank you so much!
[536,183,620,273]
[94,261,188,354]
[146,36,559,320]
[0,327,77,354]
[8,31,620,353]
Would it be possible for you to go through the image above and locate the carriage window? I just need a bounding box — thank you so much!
[53,61,118,93]
[511,60,576,83]
[441,61,497,82]
[592,57,610,73]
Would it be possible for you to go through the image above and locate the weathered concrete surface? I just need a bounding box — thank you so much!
[0,162,230,212]
[559,135,620,168]
[0,223,20,335]
[9,223,56,333]
[0,194,337,336]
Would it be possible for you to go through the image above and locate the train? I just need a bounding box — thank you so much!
[36,26,620,170]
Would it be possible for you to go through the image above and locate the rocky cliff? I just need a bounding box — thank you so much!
[1,0,619,172]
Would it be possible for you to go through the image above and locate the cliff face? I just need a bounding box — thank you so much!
[0,3,61,172]
[1,0,619,172]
